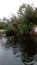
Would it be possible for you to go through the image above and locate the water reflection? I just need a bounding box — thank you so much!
[18,36,37,65]
[0,36,37,65]
[0,36,23,65]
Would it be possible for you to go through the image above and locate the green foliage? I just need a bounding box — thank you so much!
[17,17,33,35]
[0,4,37,36]
[17,4,37,35]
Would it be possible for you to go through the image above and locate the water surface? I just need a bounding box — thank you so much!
[0,36,37,65]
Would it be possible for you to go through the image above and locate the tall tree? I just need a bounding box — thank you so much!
[17,4,37,35]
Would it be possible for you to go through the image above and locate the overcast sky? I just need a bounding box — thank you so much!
[0,0,37,19]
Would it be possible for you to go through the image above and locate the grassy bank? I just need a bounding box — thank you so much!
[0,29,7,33]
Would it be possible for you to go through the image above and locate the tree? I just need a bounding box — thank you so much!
[17,4,37,35]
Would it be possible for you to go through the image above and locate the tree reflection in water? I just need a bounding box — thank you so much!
[2,35,37,65]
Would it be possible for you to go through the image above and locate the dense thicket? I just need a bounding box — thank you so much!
[0,4,37,36]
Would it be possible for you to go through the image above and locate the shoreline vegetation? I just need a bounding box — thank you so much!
[0,4,37,65]
[0,3,37,39]
[0,4,37,39]
[0,4,37,57]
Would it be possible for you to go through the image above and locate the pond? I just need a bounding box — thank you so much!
[0,35,37,65]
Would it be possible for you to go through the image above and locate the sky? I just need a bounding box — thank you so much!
[0,0,37,19]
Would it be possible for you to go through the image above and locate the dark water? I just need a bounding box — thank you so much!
[0,35,37,65]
